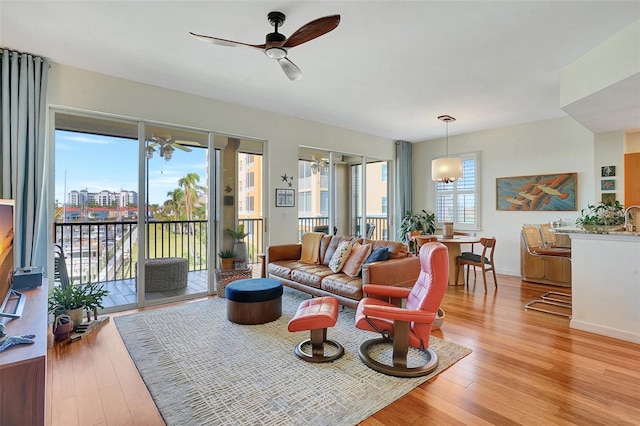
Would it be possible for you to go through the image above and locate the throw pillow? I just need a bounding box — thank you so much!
[364,246,389,264]
[342,243,372,278]
[328,240,353,273]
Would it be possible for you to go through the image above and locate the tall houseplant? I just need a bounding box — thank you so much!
[227,224,250,269]
[399,210,437,252]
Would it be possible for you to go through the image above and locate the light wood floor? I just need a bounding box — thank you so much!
[46,275,640,425]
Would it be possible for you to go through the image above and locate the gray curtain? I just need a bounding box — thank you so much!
[395,140,412,240]
[0,49,50,269]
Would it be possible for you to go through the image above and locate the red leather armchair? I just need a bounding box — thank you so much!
[355,242,449,377]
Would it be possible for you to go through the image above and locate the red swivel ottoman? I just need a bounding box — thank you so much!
[287,296,344,363]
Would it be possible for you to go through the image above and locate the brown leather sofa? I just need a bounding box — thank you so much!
[266,235,420,308]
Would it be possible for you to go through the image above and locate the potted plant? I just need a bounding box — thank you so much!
[48,283,109,330]
[219,249,235,270]
[575,200,625,232]
[227,224,249,268]
[399,210,437,252]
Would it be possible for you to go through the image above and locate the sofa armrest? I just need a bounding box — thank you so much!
[266,244,302,264]
[361,256,420,288]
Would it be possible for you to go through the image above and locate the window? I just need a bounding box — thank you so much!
[381,196,387,215]
[435,152,479,230]
[246,196,255,212]
[320,190,328,215]
[381,163,387,182]
[246,172,255,188]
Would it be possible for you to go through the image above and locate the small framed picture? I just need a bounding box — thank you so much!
[275,188,295,207]
[601,179,615,191]
[601,165,616,177]
[602,193,616,203]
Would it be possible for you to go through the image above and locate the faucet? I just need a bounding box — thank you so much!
[624,205,640,231]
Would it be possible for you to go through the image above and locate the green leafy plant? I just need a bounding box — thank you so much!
[399,210,437,243]
[219,249,235,258]
[575,200,625,228]
[227,224,249,241]
[48,283,109,317]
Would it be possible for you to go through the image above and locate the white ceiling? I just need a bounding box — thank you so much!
[2,1,639,142]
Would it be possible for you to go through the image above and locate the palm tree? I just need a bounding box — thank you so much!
[178,173,205,221]
[162,188,185,221]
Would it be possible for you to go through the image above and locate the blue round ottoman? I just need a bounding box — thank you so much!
[225,278,283,324]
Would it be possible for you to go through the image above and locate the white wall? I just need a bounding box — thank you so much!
[594,131,625,204]
[47,64,394,246]
[413,117,596,276]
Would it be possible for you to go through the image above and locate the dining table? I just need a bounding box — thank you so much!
[434,235,482,285]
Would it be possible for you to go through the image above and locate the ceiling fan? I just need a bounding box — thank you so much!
[310,155,329,174]
[189,11,340,81]
[145,135,192,161]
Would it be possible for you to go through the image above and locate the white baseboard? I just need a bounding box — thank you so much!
[570,319,640,344]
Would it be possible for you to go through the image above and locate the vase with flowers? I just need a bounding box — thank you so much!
[575,200,625,232]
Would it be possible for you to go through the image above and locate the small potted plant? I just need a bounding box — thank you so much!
[575,200,625,232]
[48,283,109,330]
[219,249,235,270]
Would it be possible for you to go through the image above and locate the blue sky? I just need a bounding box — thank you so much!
[55,131,208,206]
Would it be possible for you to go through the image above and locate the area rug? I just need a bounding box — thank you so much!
[115,288,471,425]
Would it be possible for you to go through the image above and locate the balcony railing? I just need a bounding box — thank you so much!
[53,216,387,287]
[297,216,390,241]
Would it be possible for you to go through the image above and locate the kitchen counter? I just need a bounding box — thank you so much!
[556,229,640,343]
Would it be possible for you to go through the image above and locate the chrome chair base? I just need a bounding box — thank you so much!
[358,337,439,378]
[525,291,572,318]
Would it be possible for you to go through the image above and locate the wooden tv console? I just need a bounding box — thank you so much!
[0,283,47,425]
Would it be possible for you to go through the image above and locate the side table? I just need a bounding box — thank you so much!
[215,267,252,298]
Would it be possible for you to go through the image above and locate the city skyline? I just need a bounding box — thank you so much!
[55,130,208,206]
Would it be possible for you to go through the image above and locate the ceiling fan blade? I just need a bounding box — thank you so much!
[277,58,302,81]
[283,15,340,48]
[189,32,265,50]
[171,143,192,152]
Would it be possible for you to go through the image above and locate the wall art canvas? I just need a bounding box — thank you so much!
[601,179,615,191]
[496,172,577,211]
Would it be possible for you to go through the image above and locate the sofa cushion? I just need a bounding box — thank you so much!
[290,264,334,289]
[342,243,372,278]
[267,260,307,280]
[366,240,409,259]
[364,246,390,264]
[328,240,353,273]
[321,274,363,300]
[322,236,356,266]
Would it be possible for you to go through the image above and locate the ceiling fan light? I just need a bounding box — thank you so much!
[432,157,463,183]
[145,145,155,160]
[265,47,287,59]
[161,144,175,161]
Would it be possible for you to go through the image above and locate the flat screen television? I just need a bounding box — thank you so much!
[0,199,24,319]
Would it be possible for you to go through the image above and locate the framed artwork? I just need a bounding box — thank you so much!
[275,188,295,207]
[496,172,577,211]
[601,165,616,177]
[602,193,616,203]
[601,179,615,191]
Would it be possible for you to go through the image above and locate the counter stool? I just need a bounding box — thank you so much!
[287,296,344,363]
[226,278,283,325]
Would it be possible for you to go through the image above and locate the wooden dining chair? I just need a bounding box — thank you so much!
[454,237,497,292]
[413,235,438,256]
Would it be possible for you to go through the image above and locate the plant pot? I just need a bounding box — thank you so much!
[53,315,74,341]
[432,308,445,330]
[66,307,84,330]
[220,258,234,270]
[233,241,248,269]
